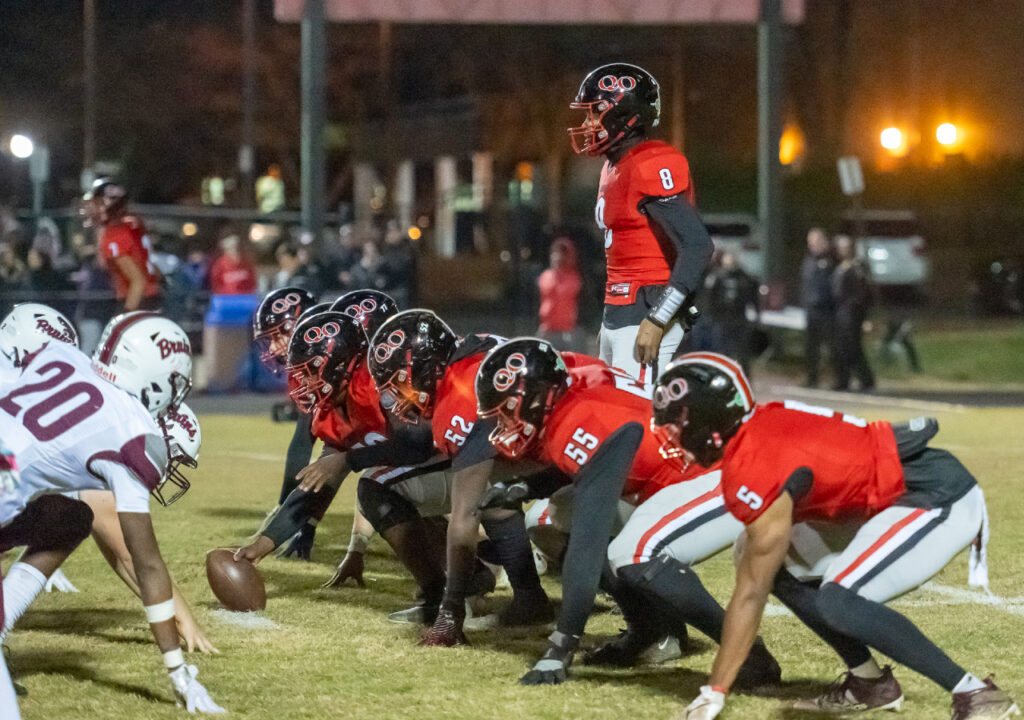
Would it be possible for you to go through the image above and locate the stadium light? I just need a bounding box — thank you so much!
[9,134,34,159]
[880,127,903,151]
[936,123,957,146]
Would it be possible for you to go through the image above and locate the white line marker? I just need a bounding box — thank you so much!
[765,385,968,413]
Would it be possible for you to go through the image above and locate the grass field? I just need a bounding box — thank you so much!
[7,393,1024,720]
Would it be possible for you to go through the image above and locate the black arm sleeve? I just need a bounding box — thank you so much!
[264,481,341,547]
[279,411,315,505]
[782,466,814,503]
[640,194,714,326]
[451,417,498,472]
[557,422,643,639]
[347,420,435,471]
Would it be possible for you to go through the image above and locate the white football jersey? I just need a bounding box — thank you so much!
[0,343,167,524]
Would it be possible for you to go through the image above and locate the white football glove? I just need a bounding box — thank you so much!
[681,685,725,720]
[168,664,226,714]
[45,568,80,593]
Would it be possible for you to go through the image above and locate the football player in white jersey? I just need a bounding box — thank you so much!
[0,442,22,719]
[0,302,80,392]
[0,312,224,713]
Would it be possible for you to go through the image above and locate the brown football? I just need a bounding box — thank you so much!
[205,548,267,612]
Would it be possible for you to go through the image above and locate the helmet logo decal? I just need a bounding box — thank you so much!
[341,298,377,324]
[373,329,406,363]
[35,316,75,344]
[270,292,303,315]
[303,321,341,344]
[598,74,636,92]
[167,408,198,441]
[652,378,688,410]
[492,352,528,391]
[156,337,191,360]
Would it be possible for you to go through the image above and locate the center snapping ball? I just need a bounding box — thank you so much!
[205,548,267,612]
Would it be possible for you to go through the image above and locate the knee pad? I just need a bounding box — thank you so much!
[357,477,420,533]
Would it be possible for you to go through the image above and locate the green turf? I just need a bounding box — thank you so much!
[8,405,1024,719]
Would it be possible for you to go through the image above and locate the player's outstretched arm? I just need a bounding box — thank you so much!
[83,490,218,653]
[119,512,225,713]
[682,494,792,720]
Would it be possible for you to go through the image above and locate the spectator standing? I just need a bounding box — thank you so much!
[704,250,760,374]
[274,241,322,294]
[69,233,117,355]
[209,234,258,295]
[831,234,875,391]
[81,178,162,311]
[0,242,27,289]
[347,241,388,293]
[381,221,417,307]
[256,164,286,213]
[800,227,836,387]
[536,236,582,351]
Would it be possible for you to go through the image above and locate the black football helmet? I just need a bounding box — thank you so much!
[331,289,399,341]
[568,63,661,156]
[286,311,367,413]
[475,338,569,458]
[253,287,318,370]
[651,352,755,467]
[367,309,458,423]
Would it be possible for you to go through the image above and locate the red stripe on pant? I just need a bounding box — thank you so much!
[537,505,550,526]
[631,488,721,565]
[832,508,926,586]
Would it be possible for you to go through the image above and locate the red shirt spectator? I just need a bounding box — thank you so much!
[538,237,581,334]
[209,235,258,295]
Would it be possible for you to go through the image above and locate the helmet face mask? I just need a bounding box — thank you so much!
[474,339,569,460]
[155,402,200,506]
[367,310,457,425]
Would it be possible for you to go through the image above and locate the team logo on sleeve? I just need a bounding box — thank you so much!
[492,352,528,391]
[652,378,688,410]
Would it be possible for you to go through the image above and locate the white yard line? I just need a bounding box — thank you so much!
[205,450,285,462]
[766,385,968,413]
[765,582,1024,618]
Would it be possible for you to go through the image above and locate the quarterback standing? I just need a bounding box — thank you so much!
[568,63,713,383]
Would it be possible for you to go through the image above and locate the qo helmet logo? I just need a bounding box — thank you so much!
[342,298,377,323]
[652,378,689,410]
[373,329,406,363]
[303,322,340,344]
[598,75,637,92]
[270,292,303,316]
[492,352,528,392]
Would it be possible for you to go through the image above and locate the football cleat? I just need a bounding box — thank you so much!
[584,627,682,667]
[951,676,1020,720]
[793,666,903,713]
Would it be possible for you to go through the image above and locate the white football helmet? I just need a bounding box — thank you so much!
[157,402,200,506]
[92,312,192,419]
[0,303,80,367]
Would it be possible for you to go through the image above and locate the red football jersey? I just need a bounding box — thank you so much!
[721,402,906,524]
[537,363,701,503]
[597,140,695,305]
[310,362,387,451]
[98,217,161,300]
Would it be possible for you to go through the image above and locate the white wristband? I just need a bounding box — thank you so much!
[163,647,185,669]
[145,598,176,624]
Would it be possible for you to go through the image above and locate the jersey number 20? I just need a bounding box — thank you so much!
[0,361,104,442]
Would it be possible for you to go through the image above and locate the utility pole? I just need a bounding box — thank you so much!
[300,0,326,243]
[758,0,785,292]
[83,0,97,189]
[240,0,257,207]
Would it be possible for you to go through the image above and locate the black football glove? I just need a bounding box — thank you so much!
[520,631,579,685]
[276,523,315,561]
[477,481,531,512]
[321,551,366,588]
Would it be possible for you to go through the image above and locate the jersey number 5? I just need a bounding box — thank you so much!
[563,427,599,465]
[736,485,763,511]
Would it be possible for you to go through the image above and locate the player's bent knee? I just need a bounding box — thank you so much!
[25,495,95,551]
[816,582,871,635]
[357,476,420,533]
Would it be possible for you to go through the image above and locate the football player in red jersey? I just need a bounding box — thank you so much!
[81,178,162,312]
[652,353,1018,720]
[362,310,553,631]
[569,63,713,383]
[467,339,778,686]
